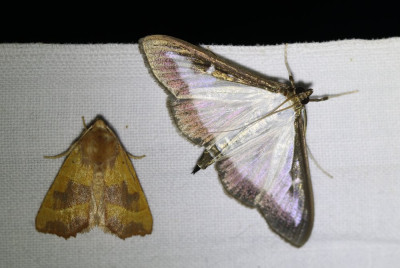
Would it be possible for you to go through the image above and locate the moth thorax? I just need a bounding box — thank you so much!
[81,128,118,166]
[295,87,313,105]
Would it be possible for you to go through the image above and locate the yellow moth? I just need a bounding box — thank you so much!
[36,118,152,239]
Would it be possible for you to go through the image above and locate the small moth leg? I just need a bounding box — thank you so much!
[81,116,88,129]
[127,153,146,159]
[306,143,333,178]
[309,90,358,102]
[309,96,329,102]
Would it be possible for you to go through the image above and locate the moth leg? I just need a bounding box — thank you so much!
[284,44,296,89]
[306,143,333,178]
[309,96,329,102]
[127,153,146,159]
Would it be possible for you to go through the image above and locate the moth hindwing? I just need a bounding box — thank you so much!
[140,35,313,247]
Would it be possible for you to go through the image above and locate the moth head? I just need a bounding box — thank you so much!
[295,87,313,105]
[80,119,119,166]
[93,119,107,129]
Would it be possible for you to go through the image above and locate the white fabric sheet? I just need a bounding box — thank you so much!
[0,38,400,267]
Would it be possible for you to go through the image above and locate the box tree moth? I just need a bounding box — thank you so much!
[139,35,354,247]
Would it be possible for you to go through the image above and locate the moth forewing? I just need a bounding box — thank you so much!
[36,119,152,239]
[139,35,292,95]
[140,35,315,246]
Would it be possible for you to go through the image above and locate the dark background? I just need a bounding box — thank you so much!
[2,4,399,45]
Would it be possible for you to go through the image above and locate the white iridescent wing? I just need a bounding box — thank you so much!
[217,111,313,246]
[140,35,313,246]
[140,35,291,147]
[167,78,291,147]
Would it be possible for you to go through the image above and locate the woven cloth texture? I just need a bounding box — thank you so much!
[1,38,399,267]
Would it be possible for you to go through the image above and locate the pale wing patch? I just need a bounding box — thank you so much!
[216,107,296,205]
[164,52,289,146]
[217,113,312,246]
[143,41,291,146]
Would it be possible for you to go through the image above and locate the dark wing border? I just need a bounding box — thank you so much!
[139,35,291,94]
[258,109,313,247]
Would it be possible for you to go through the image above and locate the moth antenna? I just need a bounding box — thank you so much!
[284,44,296,89]
[307,144,333,179]
[81,116,88,129]
[309,90,359,102]
[44,142,77,159]
[46,117,90,159]
[127,153,146,159]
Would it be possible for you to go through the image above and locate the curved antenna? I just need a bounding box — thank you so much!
[284,44,296,89]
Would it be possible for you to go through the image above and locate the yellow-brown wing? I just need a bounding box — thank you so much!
[36,145,93,238]
[103,146,152,238]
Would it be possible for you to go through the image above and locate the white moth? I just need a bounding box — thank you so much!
[140,35,354,247]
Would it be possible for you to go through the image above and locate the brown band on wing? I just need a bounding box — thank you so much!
[159,50,191,96]
[36,217,89,239]
[217,159,261,207]
[53,181,91,210]
[168,98,215,146]
[104,181,140,211]
[257,193,310,247]
[105,217,149,239]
